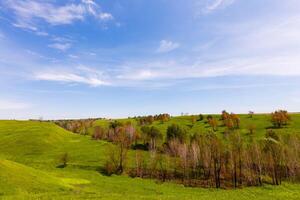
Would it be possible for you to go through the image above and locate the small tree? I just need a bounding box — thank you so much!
[141,126,162,150]
[263,137,283,185]
[105,127,131,175]
[271,110,291,128]
[230,113,240,129]
[133,150,147,178]
[149,126,162,150]
[221,110,230,121]
[109,120,123,133]
[208,117,218,131]
[166,124,188,143]
[124,122,138,144]
[229,132,244,187]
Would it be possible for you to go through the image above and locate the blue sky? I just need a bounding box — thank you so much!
[0,0,300,119]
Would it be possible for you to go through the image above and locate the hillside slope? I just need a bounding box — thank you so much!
[0,120,300,199]
[0,159,72,195]
[93,113,300,140]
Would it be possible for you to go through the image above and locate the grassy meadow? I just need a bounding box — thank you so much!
[1,113,300,199]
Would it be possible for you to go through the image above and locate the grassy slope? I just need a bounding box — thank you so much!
[0,118,300,199]
[93,114,300,141]
[0,159,73,195]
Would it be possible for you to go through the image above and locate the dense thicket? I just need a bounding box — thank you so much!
[53,118,100,135]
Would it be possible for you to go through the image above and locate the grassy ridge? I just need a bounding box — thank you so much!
[0,116,300,199]
[93,113,300,140]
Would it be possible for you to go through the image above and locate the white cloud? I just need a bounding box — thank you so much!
[157,40,180,53]
[48,43,72,51]
[4,2,300,90]
[233,16,300,51]
[197,0,235,14]
[0,100,30,110]
[113,51,300,82]
[99,13,114,21]
[82,0,113,20]
[4,0,113,29]
[25,49,53,60]
[51,36,73,43]
[118,69,157,80]
[12,22,37,31]
[82,0,97,6]
[34,66,110,87]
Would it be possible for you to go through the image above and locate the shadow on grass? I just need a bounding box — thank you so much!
[57,162,112,177]
[265,126,288,130]
[67,164,99,171]
[96,166,116,177]
[56,164,66,168]
[131,143,148,151]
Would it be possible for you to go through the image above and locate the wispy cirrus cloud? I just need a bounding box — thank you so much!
[2,0,113,30]
[195,0,235,15]
[157,40,180,53]
[3,1,300,89]
[12,21,38,31]
[34,66,110,87]
[115,54,300,82]
[48,43,72,51]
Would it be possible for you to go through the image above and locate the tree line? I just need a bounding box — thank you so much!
[101,110,300,188]
[127,130,300,188]
[54,110,299,189]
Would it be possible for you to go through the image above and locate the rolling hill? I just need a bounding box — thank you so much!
[1,115,300,199]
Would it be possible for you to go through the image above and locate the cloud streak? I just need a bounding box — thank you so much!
[157,40,180,53]
[196,0,235,15]
[48,43,72,51]
[115,54,300,82]
[34,66,110,87]
[3,0,113,30]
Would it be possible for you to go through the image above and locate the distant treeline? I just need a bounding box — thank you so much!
[52,118,103,135]
[134,113,171,125]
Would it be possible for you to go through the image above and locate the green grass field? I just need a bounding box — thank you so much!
[93,113,300,140]
[1,114,300,199]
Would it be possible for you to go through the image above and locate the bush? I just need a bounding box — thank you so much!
[271,110,291,128]
[198,114,204,121]
[166,124,188,143]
